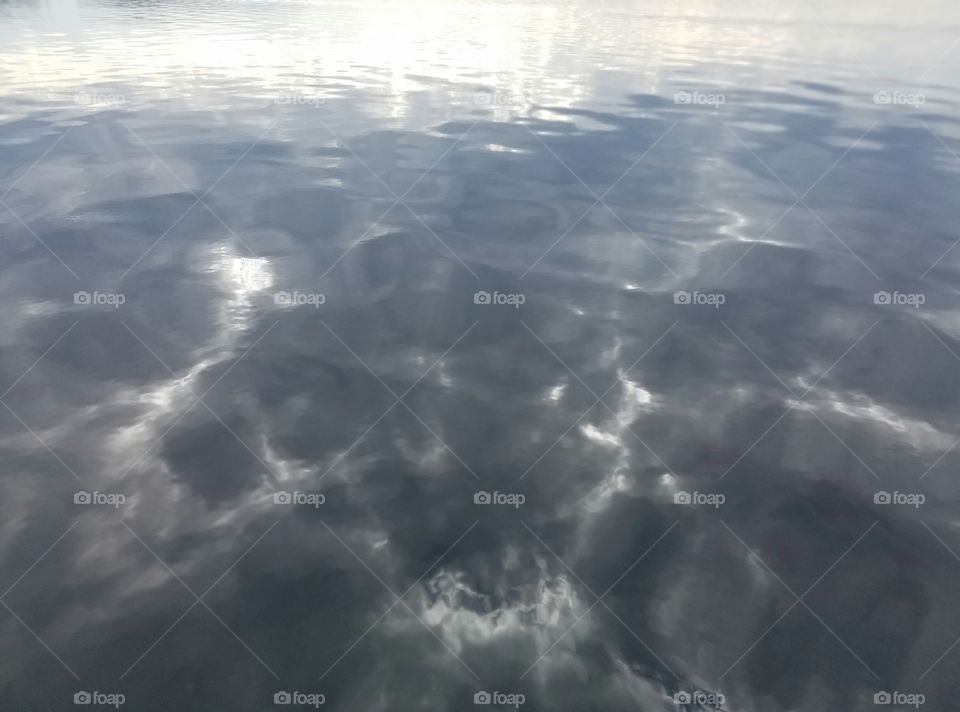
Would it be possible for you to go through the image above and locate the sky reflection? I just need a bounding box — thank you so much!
[2,0,960,711]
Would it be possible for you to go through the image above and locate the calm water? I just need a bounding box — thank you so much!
[2,0,960,709]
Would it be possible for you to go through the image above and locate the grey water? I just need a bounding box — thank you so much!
[2,0,960,709]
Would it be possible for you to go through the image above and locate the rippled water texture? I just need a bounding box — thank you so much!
[2,0,960,709]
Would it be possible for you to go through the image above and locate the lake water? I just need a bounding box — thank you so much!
[2,0,960,709]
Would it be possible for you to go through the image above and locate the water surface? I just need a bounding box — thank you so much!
[2,1,960,709]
